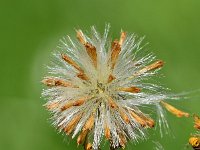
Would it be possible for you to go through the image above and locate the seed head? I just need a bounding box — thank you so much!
[41,24,189,149]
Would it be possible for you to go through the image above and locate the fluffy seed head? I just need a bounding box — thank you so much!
[41,24,189,149]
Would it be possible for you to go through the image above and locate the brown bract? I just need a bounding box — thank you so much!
[61,53,83,72]
[129,110,147,127]
[107,74,116,83]
[129,110,155,128]
[77,113,95,146]
[119,109,130,124]
[118,86,141,93]
[104,123,111,140]
[108,97,119,109]
[61,97,88,111]
[77,30,97,68]
[130,60,164,79]
[110,40,121,70]
[62,53,89,81]
[160,100,189,118]
[85,143,93,150]
[45,101,59,110]
[142,115,155,128]
[41,77,76,87]
[194,114,200,130]
[77,130,88,145]
[83,114,95,131]
[77,72,89,81]
[119,133,127,149]
[111,32,126,66]
[64,113,83,135]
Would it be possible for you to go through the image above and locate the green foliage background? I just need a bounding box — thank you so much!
[0,0,200,150]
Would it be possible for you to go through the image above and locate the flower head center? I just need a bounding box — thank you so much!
[96,81,106,94]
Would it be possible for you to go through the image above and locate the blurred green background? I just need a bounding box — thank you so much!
[0,0,200,149]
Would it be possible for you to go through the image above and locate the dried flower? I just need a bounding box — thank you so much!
[193,114,200,130]
[189,134,200,150]
[41,24,189,149]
